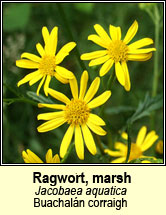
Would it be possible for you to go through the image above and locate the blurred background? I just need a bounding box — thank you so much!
[3,2,163,163]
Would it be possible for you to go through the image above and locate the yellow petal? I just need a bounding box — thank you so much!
[81,50,108,60]
[121,132,128,140]
[16,59,39,69]
[128,53,152,61]
[104,149,123,157]
[87,91,111,109]
[123,20,138,44]
[115,62,125,86]
[17,70,40,87]
[23,149,43,163]
[37,111,64,121]
[29,74,43,86]
[88,34,109,48]
[37,117,66,133]
[128,38,154,50]
[36,43,45,57]
[128,48,156,54]
[49,26,58,55]
[42,26,50,46]
[109,25,121,40]
[60,125,74,158]
[81,124,97,155]
[84,77,100,103]
[56,65,74,79]
[88,113,105,126]
[141,160,151,163]
[69,76,78,99]
[75,125,84,160]
[23,158,31,163]
[43,28,52,55]
[87,120,106,136]
[89,55,110,66]
[22,151,31,162]
[114,142,127,154]
[52,154,60,163]
[47,88,70,104]
[141,131,159,152]
[136,126,147,146]
[94,24,112,44]
[36,75,46,96]
[99,58,114,76]
[43,75,51,96]
[54,72,69,84]
[38,103,65,110]
[56,42,76,64]
[45,149,53,163]
[21,52,41,63]
[111,157,126,163]
[79,70,88,100]
[121,61,131,91]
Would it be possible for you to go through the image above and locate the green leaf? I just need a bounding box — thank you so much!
[3,3,31,32]
[74,3,94,14]
[105,105,135,115]
[27,91,54,104]
[127,93,163,125]
[129,157,163,163]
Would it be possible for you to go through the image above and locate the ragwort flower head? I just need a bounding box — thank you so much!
[104,126,159,163]
[22,149,60,163]
[16,26,76,96]
[37,71,111,160]
[81,20,156,91]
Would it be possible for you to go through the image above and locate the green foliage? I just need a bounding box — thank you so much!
[127,93,163,125]
[106,105,135,115]
[3,3,31,32]
[129,158,163,163]
[73,3,94,14]
[27,91,54,104]
[3,3,163,164]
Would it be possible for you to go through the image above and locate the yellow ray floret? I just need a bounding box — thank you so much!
[104,126,159,163]
[22,149,60,163]
[16,26,76,96]
[37,71,111,160]
[81,20,156,91]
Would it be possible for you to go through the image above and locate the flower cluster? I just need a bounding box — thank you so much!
[104,126,159,163]
[16,22,159,164]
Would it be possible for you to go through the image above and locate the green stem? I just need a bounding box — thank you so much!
[125,123,132,163]
[56,3,87,71]
[152,5,160,97]
[60,143,74,163]
[99,70,116,116]
[106,70,116,90]
[94,133,105,155]
[3,82,20,97]
[3,97,38,106]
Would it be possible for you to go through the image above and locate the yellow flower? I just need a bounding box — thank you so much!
[81,21,156,91]
[104,126,159,163]
[156,140,163,154]
[37,70,111,160]
[22,149,60,163]
[141,158,157,163]
[16,26,76,96]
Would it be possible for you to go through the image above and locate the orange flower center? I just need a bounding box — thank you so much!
[108,40,128,62]
[39,55,56,76]
[64,99,90,125]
